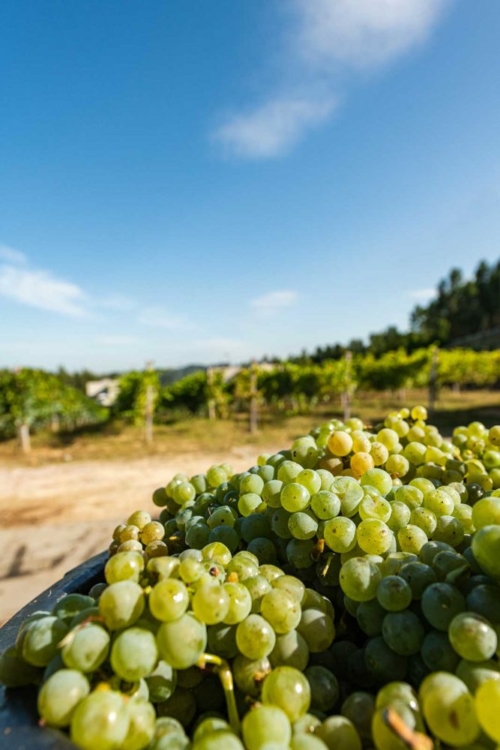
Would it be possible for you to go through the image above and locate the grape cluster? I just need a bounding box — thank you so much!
[2,406,500,750]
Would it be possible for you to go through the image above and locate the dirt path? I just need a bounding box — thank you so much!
[0,446,278,625]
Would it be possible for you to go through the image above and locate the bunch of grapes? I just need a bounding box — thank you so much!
[2,406,500,750]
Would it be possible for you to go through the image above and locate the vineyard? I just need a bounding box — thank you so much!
[1,348,500,452]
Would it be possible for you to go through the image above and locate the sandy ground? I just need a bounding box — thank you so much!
[0,445,278,626]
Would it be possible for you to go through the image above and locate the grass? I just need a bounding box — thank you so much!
[1,388,500,467]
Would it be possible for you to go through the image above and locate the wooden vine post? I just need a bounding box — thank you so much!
[249,360,258,434]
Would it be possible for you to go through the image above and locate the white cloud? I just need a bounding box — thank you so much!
[0,244,27,264]
[139,307,187,329]
[213,96,336,159]
[408,287,436,302]
[0,264,88,317]
[251,290,299,311]
[292,0,451,70]
[213,0,452,158]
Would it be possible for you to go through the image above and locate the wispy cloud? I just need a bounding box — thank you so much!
[0,265,88,317]
[251,290,299,312]
[139,307,188,330]
[408,287,436,302]
[213,0,452,158]
[0,244,27,265]
[213,96,336,159]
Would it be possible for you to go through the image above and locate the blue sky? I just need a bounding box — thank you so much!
[1,0,499,372]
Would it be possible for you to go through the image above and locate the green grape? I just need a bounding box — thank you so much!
[397,524,428,554]
[360,469,393,496]
[376,576,412,611]
[456,658,500,693]
[371,701,420,750]
[145,660,177,702]
[359,495,391,522]
[421,582,465,630]
[296,469,322,495]
[52,594,96,622]
[261,479,284,508]
[281,483,311,513]
[247,537,277,564]
[206,622,238,659]
[111,627,158,681]
[398,561,437,599]
[239,473,265,496]
[222,582,252,624]
[149,579,190,623]
[310,491,341,520]
[467,584,500,624]
[387,501,411,532]
[472,525,500,580]
[476,679,500,743]
[207,505,236,530]
[278,460,303,484]
[473,498,500,529]
[242,705,291,750]
[261,665,311,722]
[99,580,145,630]
[370,441,390,466]
[62,623,110,673]
[290,734,328,750]
[243,575,272,613]
[38,668,90,727]
[240,514,272,542]
[305,665,339,712]
[316,716,362,750]
[269,629,309,670]
[448,611,497,661]
[128,510,152,529]
[288,510,319,540]
[291,437,320,468]
[377,428,399,451]
[382,611,425,655]
[339,557,382,602]
[193,717,231,743]
[286,538,316,569]
[341,691,375,740]
[156,613,207,669]
[226,554,260,581]
[357,598,386,636]
[409,506,437,536]
[192,730,244,750]
[259,563,285,582]
[433,515,465,547]
[236,614,276,659]
[260,588,302,634]
[238,492,263,517]
[385,453,411,478]
[404,442,427,465]
[364,636,408,682]
[70,690,130,750]
[296,608,335,652]
[356,519,394,555]
[21,616,69,667]
[420,630,459,672]
[420,672,480,746]
[272,574,305,603]
[375,680,418,709]
[271,506,293,539]
[324,517,357,554]
[331,476,364,517]
[232,653,271,697]
[381,552,418,576]
[122,698,156,750]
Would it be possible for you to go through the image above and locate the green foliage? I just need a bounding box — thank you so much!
[0,368,108,439]
[160,371,208,415]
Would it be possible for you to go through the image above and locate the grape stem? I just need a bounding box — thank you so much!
[196,653,240,734]
[383,708,433,750]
